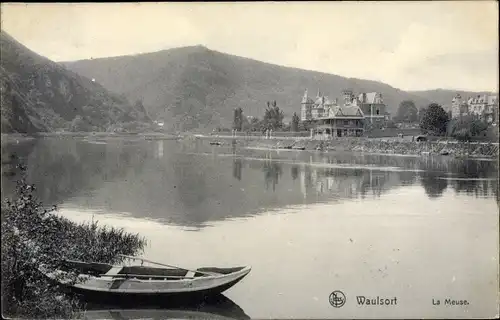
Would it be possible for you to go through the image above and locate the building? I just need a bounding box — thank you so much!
[451,93,498,125]
[300,89,365,138]
[357,92,390,124]
[451,94,469,119]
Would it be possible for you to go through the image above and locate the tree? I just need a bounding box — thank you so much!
[418,107,426,122]
[233,107,243,131]
[395,100,418,123]
[134,99,150,121]
[300,119,314,132]
[449,115,488,141]
[420,103,449,136]
[263,101,284,130]
[291,112,300,132]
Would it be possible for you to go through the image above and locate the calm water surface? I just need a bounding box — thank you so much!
[2,138,499,319]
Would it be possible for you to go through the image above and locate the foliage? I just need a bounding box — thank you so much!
[65,42,476,132]
[291,112,300,132]
[419,103,450,136]
[395,100,418,123]
[134,100,147,116]
[1,165,146,319]
[233,107,244,131]
[299,120,314,132]
[133,99,151,122]
[418,107,426,122]
[262,101,284,131]
[0,32,150,134]
[241,116,261,132]
[448,115,489,141]
[69,115,89,132]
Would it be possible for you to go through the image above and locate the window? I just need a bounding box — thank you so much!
[343,120,349,126]
[376,109,380,115]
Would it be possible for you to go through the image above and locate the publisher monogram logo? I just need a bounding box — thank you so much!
[329,290,346,308]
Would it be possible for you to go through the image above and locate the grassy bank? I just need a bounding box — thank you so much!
[1,165,147,319]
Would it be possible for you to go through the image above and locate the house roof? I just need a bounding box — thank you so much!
[358,92,381,104]
[323,96,335,106]
[341,105,365,117]
[365,92,378,104]
[326,105,364,118]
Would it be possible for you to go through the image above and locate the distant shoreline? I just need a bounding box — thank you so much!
[2,132,181,142]
[197,135,499,160]
[1,133,36,144]
[2,132,498,160]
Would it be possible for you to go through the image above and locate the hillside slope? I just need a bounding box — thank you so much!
[61,46,433,131]
[0,31,151,134]
[62,46,493,131]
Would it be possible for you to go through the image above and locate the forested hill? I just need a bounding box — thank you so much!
[0,31,151,134]
[60,44,495,132]
[62,46,439,131]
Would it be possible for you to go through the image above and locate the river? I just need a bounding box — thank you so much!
[1,137,498,319]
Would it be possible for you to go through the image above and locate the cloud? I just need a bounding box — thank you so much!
[0,2,497,91]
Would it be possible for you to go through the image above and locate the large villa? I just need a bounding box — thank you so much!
[451,93,498,126]
[300,89,390,138]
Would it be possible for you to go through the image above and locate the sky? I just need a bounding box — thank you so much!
[1,1,498,92]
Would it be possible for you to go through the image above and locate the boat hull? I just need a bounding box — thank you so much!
[65,275,247,304]
[46,265,251,305]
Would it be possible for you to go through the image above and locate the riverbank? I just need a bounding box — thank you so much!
[1,168,147,319]
[1,133,36,144]
[200,135,499,160]
[35,131,181,140]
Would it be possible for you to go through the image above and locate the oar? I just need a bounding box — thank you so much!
[117,254,216,277]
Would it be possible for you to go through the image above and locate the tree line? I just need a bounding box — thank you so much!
[231,101,302,133]
[395,99,492,141]
[230,98,494,141]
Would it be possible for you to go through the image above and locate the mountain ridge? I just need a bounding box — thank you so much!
[0,31,151,134]
[52,44,500,131]
[60,47,497,95]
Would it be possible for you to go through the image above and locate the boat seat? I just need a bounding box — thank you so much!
[185,270,196,278]
[105,266,123,276]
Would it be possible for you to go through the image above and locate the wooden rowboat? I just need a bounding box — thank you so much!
[41,255,251,302]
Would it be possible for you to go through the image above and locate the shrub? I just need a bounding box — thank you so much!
[1,165,146,319]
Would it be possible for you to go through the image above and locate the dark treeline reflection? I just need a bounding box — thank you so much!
[1,139,498,228]
[419,171,449,198]
[1,139,149,205]
[233,158,243,181]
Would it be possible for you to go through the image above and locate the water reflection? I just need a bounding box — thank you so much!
[82,294,250,320]
[1,139,498,228]
[232,158,242,181]
[262,157,282,192]
[420,171,449,198]
[291,166,299,181]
